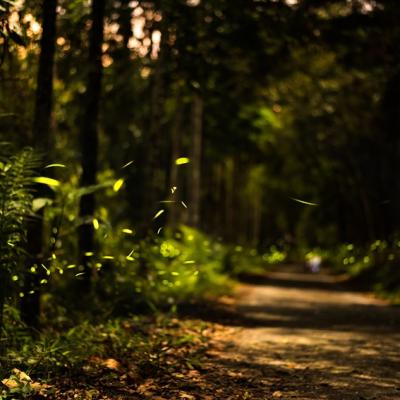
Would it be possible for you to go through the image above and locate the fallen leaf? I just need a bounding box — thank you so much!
[12,368,31,382]
[104,358,120,370]
[2,378,18,389]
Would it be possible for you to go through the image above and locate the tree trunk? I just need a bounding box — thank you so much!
[224,157,234,241]
[251,192,262,248]
[78,0,105,286]
[21,0,57,330]
[381,68,400,237]
[187,92,203,228]
[167,98,183,229]
[141,37,166,231]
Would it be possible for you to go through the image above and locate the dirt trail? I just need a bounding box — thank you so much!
[205,265,400,400]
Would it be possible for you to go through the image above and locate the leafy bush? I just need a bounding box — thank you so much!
[0,308,210,399]
[325,240,400,301]
[0,148,37,328]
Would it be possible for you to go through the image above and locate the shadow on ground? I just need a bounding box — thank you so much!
[179,265,400,399]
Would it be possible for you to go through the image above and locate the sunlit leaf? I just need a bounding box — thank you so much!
[175,157,190,165]
[66,264,76,269]
[290,197,319,206]
[33,177,61,187]
[113,178,124,192]
[102,256,114,260]
[126,256,134,261]
[153,209,165,220]
[171,186,177,194]
[84,252,94,256]
[75,272,85,277]
[184,260,195,264]
[122,228,134,235]
[32,197,53,211]
[181,201,188,209]
[157,227,163,235]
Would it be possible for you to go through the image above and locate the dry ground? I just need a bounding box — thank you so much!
[40,265,400,399]
[202,265,400,400]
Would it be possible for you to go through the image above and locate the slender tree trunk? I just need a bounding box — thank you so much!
[381,68,400,237]
[167,98,183,229]
[21,0,57,330]
[78,0,105,286]
[252,192,262,248]
[224,157,234,241]
[187,92,203,228]
[141,41,166,231]
[107,0,133,169]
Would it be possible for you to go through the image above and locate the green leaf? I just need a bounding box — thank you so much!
[32,197,53,211]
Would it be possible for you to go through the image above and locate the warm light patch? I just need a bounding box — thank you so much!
[102,54,113,68]
[140,67,151,78]
[30,21,42,35]
[57,37,66,46]
[273,104,282,113]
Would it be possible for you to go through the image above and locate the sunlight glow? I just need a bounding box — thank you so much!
[30,21,41,35]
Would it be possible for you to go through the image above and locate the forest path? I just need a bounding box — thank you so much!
[204,265,400,400]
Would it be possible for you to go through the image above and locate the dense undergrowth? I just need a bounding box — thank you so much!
[4,147,400,398]
[0,148,287,398]
[1,310,214,399]
[303,241,400,303]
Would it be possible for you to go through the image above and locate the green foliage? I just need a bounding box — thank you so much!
[0,148,37,324]
[75,225,233,312]
[0,306,210,398]
[324,240,400,302]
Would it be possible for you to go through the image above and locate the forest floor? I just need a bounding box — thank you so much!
[191,264,400,400]
[33,265,400,399]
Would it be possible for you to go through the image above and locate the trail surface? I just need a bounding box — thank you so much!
[204,265,400,400]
